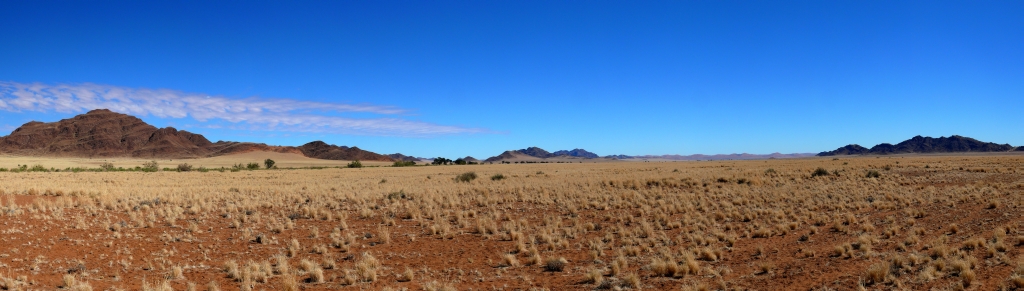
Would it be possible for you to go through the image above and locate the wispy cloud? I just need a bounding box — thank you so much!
[0,81,484,136]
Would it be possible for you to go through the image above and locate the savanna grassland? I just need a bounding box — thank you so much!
[0,155,1022,291]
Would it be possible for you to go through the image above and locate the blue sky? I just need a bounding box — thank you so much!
[1,1,1021,158]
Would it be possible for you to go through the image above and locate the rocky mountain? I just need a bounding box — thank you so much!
[387,153,425,162]
[0,109,391,161]
[516,147,554,158]
[297,141,393,161]
[818,135,1015,156]
[485,147,603,162]
[551,148,599,158]
[607,152,815,161]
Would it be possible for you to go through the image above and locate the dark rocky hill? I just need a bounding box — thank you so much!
[552,148,599,158]
[0,109,391,161]
[297,141,393,161]
[516,147,553,158]
[818,135,1015,156]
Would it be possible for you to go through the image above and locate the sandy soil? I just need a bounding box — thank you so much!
[0,156,1021,290]
[0,151,392,169]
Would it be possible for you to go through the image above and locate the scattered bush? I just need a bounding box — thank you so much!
[347,160,363,168]
[393,160,416,167]
[455,172,477,183]
[100,162,116,171]
[490,174,506,181]
[866,170,881,178]
[176,163,193,172]
[811,167,830,177]
[544,257,567,272]
[246,162,260,170]
[142,161,160,172]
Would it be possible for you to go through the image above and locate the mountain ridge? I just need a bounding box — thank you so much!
[0,109,392,161]
[818,135,1015,156]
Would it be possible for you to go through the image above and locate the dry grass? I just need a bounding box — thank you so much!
[0,155,1020,290]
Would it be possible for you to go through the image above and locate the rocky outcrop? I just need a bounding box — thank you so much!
[817,135,1015,156]
[0,109,390,160]
[298,141,393,161]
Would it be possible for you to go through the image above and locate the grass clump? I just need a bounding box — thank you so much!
[866,170,881,178]
[490,173,506,181]
[811,167,830,177]
[455,172,477,183]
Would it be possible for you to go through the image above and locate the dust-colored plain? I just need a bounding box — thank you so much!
[0,153,1022,290]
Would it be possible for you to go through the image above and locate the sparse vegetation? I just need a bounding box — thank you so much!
[0,156,1018,290]
[347,160,363,168]
[455,171,477,182]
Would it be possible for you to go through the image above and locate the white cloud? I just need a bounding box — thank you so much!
[0,81,484,136]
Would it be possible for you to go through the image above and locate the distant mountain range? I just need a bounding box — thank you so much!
[817,135,1017,156]
[483,147,814,162]
[484,147,602,162]
[0,109,393,161]
[607,153,816,161]
[3,110,1018,162]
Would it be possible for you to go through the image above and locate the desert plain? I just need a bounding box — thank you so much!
[0,154,1021,291]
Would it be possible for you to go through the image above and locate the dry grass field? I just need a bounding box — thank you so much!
[0,154,1022,291]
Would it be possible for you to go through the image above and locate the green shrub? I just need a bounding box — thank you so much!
[264,159,276,169]
[142,161,160,172]
[866,170,881,178]
[232,163,245,171]
[811,167,830,177]
[246,162,260,170]
[393,161,416,167]
[99,162,116,171]
[347,160,363,168]
[490,174,506,181]
[455,172,477,183]
[29,164,49,172]
[177,163,193,172]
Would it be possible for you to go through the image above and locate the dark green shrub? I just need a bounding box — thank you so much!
[393,161,416,167]
[347,160,363,168]
[491,174,506,181]
[141,161,159,172]
[246,162,260,170]
[811,167,830,177]
[455,172,477,183]
[100,162,116,171]
[264,159,276,169]
[177,163,193,172]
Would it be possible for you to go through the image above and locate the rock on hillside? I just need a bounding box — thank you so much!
[817,135,1015,156]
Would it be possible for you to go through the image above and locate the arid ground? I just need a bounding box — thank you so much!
[0,154,1022,290]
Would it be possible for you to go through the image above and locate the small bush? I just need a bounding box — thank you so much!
[490,174,506,181]
[866,170,881,178]
[455,172,477,183]
[142,161,159,172]
[347,160,363,168]
[246,162,260,170]
[264,159,276,169]
[177,163,193,172]
[811,167,830,177]
[393,161,416,167]
[764,168,777,175]
[544,257,567,272]
[100,162,116,171]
